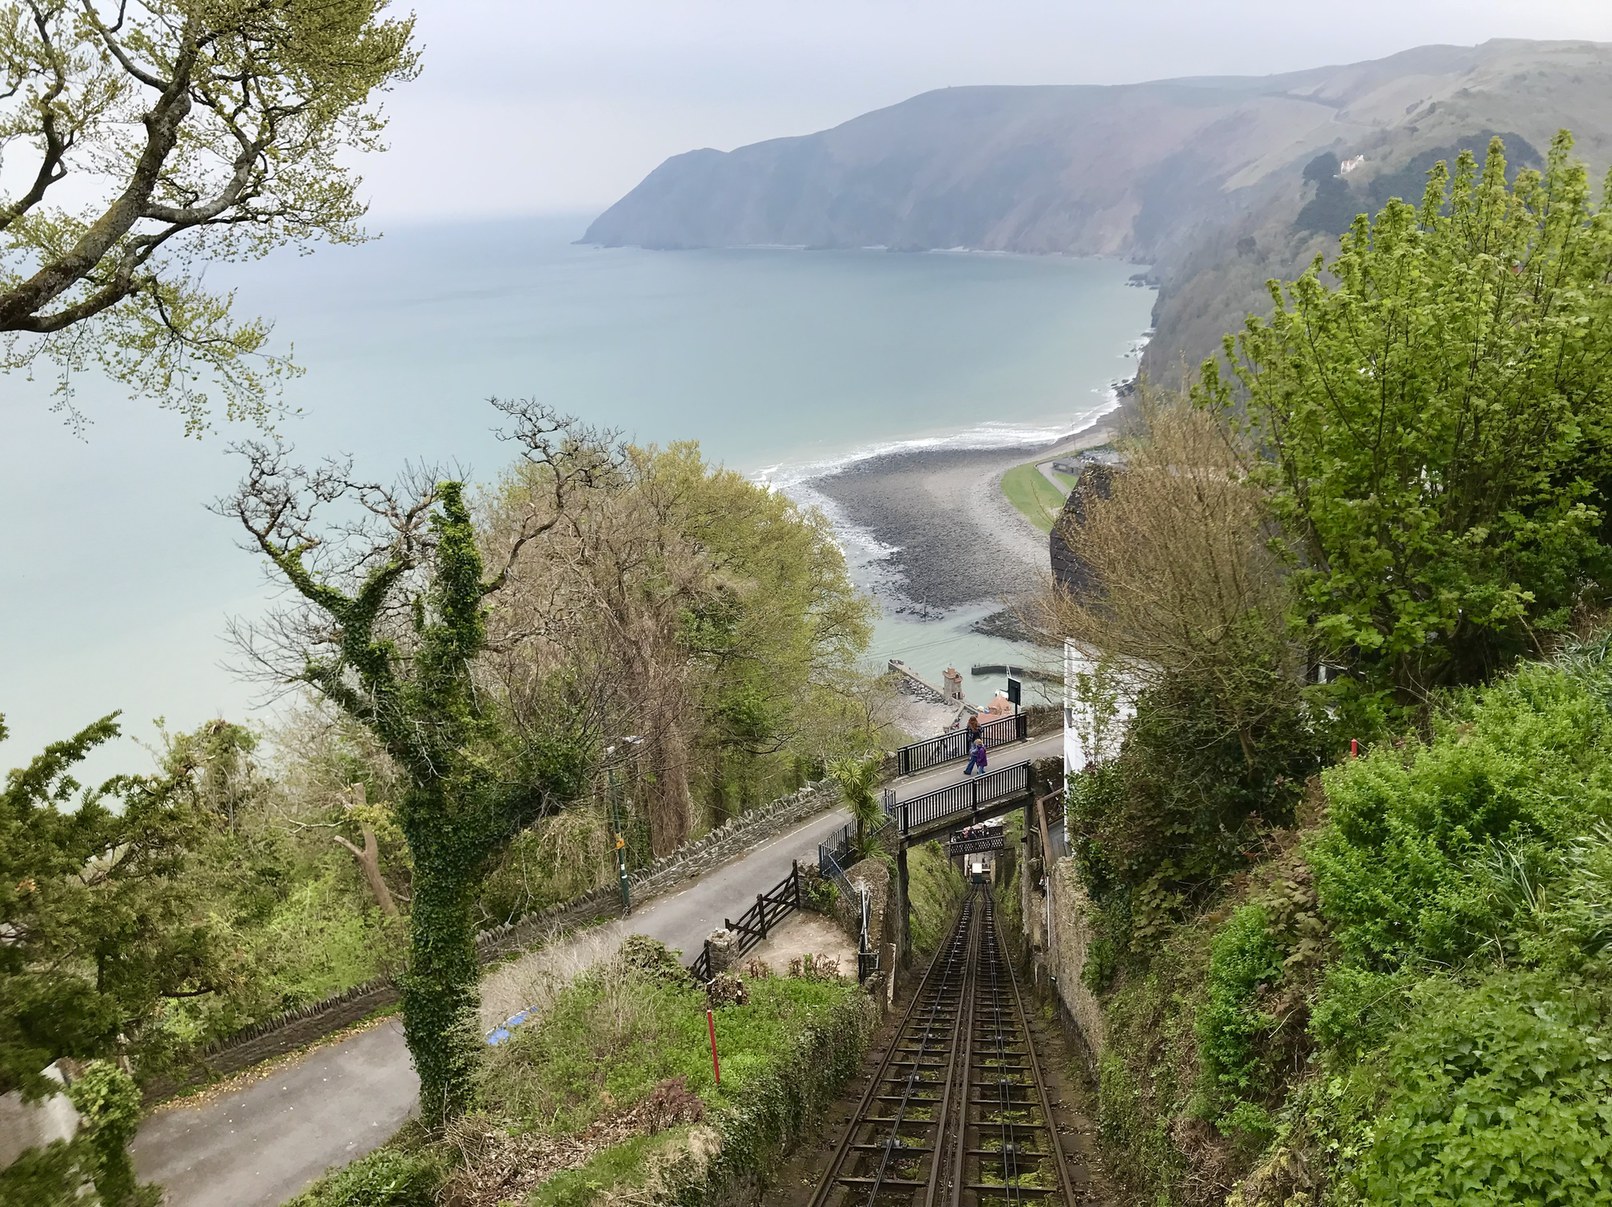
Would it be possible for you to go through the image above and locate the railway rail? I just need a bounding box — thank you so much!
[807,887,1078,1207]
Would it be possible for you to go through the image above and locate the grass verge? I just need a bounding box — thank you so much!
[1000,463,1070,533]
[291,936,878,1206]
[907,841,968,956]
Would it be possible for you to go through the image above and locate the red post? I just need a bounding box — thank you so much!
[706,1008,721,1086]
[1350,738,1360,759]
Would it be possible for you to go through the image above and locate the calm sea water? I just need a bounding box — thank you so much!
[0,214,1153,770]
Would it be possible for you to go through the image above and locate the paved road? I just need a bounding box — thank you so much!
[132,734,1060,1206]
[1037,458,1075,497]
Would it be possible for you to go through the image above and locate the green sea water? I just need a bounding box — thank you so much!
[0,214,1153,767]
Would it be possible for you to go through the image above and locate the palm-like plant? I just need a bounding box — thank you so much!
[829,756,886,860]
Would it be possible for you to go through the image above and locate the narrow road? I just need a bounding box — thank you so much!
[1037,458,1075,496]
[132,734,1062,1206]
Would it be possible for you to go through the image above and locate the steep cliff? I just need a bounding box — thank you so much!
[585,39,1612,378]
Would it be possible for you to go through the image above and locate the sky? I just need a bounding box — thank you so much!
[362,0,1612,220]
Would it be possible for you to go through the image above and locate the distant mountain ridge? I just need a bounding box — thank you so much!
[585,39,1612,379]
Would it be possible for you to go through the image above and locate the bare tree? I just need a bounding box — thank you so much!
[1032,394,1302,761]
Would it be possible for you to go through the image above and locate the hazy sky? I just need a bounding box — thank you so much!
[361,0,1612,220]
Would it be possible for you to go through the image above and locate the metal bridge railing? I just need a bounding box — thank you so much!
[893,711,1027,777]
[881,761,1033,839]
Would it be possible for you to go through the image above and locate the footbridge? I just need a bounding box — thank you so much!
[867,719,1056,963]
[881,760,1034,845]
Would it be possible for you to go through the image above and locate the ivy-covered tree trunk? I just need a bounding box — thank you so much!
[225,404,606,1127]
[396,811,484,1120]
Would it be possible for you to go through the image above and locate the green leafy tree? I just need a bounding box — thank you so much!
[482,440,875,854]
[1200,132,1612,710]
[220,402,611,1124]
[0,711,233,1098]
[0,0,419,431]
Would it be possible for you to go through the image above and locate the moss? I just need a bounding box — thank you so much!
[907,841,967,955]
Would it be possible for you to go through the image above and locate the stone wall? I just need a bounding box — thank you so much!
[149,780,837,1100]
[1041,856,1106,1065]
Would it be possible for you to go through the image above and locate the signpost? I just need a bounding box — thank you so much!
[605,737,642,915]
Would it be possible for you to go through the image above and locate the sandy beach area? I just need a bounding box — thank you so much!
[810,418,1121,612]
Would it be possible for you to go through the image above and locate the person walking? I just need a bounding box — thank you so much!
[965,713,982,747]
[964,737,988,776]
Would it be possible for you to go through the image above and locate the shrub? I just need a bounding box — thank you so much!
[1066,669,1323,967]
[286,1143,443,1207]
[0,1139,88,1207]
[802,874,837,913]
[1196,905,1285,1120]
[1357,971,1612,1205]
[66,1061,153,1207]
[619,934,688,986]
[1309,664,1612,972]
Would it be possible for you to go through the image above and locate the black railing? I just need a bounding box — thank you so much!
[947,832,1007,856]
[689,863,802,983]
[818,822,855,876]
[882,761,1033,839]
[893,712,1027,777]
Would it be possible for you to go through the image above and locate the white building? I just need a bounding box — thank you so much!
[1062,640,1134,779]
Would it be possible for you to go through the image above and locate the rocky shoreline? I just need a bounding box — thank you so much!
[809,413,1126,613]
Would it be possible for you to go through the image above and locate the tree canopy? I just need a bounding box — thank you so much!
[0,711,233,1099]
[1201,132,1612,712]
[482,440,877,855]
[0,0,418,431]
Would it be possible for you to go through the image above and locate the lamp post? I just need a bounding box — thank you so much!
[604,736,642,915]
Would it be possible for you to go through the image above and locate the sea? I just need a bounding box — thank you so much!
[0,213,1155,772]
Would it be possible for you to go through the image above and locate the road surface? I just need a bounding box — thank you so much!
[132,734,1061,1206]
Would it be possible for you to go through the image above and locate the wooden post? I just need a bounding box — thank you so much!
[707,1009,721,1085]
[757,895,768,938]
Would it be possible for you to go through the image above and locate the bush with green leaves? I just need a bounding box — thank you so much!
[1065,667,1323,969]
[1308,661,1612,976]
[1195,905,1284,1124]
[287,1142,444,1207]
[1356,971,1612,1205]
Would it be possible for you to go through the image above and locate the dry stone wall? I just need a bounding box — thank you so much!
[1041,856,1106,1063]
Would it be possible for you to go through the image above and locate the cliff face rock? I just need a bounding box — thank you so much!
[585,39,1612,376]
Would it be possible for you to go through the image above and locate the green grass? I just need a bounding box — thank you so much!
[1001,463,1071,534]
[293,952,870,1206]
[481,965,855,1133]
[528,1129,690,1207]
[907,841,968,955]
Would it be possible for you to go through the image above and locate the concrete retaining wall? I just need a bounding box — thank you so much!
[0,1065,80,1171]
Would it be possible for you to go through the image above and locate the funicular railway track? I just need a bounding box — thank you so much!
[807,888,1077,1207]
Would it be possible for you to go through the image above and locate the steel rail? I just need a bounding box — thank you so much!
[950,891,1077,1205]
[806,886,1080,1206]
[805,894,977,1207]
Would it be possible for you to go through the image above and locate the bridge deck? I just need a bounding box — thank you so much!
[882,760,1034,845]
